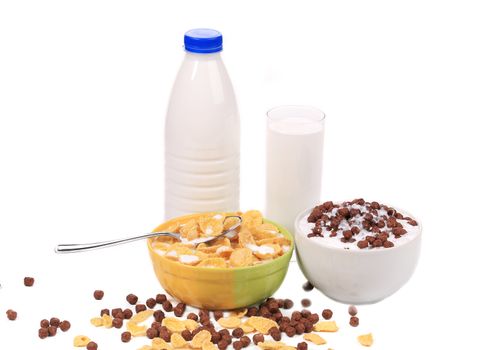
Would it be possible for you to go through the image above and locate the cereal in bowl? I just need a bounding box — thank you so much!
[151,211,291,268]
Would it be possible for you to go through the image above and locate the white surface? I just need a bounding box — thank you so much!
[0,0,494,348]
[266,108,325,231]
[165,51,240,219]
[295,207,422,304]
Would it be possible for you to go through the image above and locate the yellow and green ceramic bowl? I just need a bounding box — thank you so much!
[147,213,294,310]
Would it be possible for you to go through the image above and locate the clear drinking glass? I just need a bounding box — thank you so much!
[265,106,325,232]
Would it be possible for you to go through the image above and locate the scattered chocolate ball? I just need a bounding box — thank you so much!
[123,308,133,319]
[187,312,199,321]
[112,318,124,329]
[100,309,110,316]
[93,290,104,300]
[269,327,282,341]
[126,294,138,305]
[49,317,60,327]
[135,304,147,313]
[6,309,17,321]
[146,327,159,339]
[24,277,35,287]
[146,298,157,309]
[48,325,57,336]
[40,319,49,328]
[59,320,71,332]
[350,316,360,327]
[297,342,308,350]
[322,309,333,320]
[232,327,244,338]
[121,331,132,342]
[162,300,173,312]
[233,340,243,350]
[348,305,358,316]
[218,339,229,350]
[86,341,98,350]
[253,333,264,345]
[240,335,251,347]
[153,310,165,322]
[156,294,167,304]
[214,310,223,320]
[301,298,311,307]
[283,299,294,309]
[285,326,296,337]
[38,327,49,339]
[181,329,193,341]
[302,281,314,291]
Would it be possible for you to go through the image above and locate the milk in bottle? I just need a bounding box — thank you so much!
[165,29,240,219]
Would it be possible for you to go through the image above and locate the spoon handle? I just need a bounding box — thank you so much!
[54,232,180,254]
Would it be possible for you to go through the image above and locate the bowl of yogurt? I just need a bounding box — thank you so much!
[294,199,422,304]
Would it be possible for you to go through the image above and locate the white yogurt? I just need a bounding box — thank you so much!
[299,208,420,251]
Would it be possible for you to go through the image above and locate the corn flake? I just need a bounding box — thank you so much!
[131,309,154,323]
[202,341,217,350]
[303,333,327,345]
[73,335,91,347]
[162,317,186,332]
[127,321,147,336]
[151,337,173,350]
[90,317,103,327]
[191,329,212,348]
[246,316,278,334]
[314,321,339,332]
[357,333,374,347]
[257,341,289,349]
[102,314,113,328]
[184,318,199,331]
[229,248,254,267]
[171,333,188,348]
[218,316,242,328]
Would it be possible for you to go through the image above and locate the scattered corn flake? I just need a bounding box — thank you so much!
[257,341,288,349]
[171,333,188,348]
[279,347,297,350]
[357,333,374,347]
[131,309,154,323]
[303,333,327,345]
[102,314,113,328]
[314,321,339,332]
[218,316,242,328]
[202,341,217,350]
[162,317,186,332]
[240,322,255,333]
[151,337,173,350]
[229,308,248,318]
[73,335,91,347]
[246,316,278,334]
[127,321,147,336]
[184,318,199,331]
[191,329,212,348]
[90,317,103,327]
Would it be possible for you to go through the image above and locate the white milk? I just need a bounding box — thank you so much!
[165,29,240,219]
[266,115,324,231]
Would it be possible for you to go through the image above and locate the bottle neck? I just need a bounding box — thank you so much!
[184,51,222,61]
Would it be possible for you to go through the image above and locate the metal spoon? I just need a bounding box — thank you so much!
[55,215,242,254]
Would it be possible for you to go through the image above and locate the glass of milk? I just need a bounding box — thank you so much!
[265,106,325,233]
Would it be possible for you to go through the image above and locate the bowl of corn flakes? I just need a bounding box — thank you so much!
[147,211,294,310]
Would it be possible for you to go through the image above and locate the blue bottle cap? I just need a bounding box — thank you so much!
[184,28,223,54]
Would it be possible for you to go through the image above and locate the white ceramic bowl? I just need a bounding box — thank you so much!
[294,205,422,304]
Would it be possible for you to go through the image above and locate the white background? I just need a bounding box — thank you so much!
[1,0,494,348]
